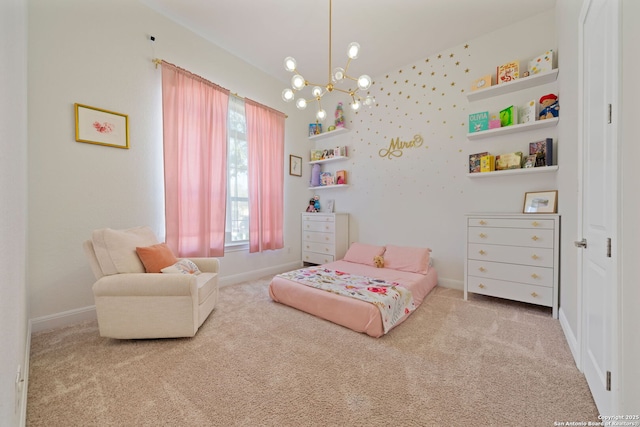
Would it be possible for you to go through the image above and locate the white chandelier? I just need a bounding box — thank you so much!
[281,0,375,122]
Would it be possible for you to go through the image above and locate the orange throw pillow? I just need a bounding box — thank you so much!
[135,243,178,273]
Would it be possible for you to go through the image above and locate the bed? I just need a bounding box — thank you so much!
[269,243,438,337]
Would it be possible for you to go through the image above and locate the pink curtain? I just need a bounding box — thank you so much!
[161,61,229,257]
[245,99,285,253]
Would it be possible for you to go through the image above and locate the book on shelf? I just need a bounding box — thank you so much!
[528,50,554,75]
[469,152,489,173]
[309,123,322,136]
[468,111,489,133]
[310,149,323,161]
[529,138,553,166]
[495,152,523,170]
[519,100,537,124]
[497,60,520,84]
[524,155,537,168]
[471,74,492,91]
[335,170,347,185]
[480,155,495,172]
[499,105,517,127]
[320,172,334,186]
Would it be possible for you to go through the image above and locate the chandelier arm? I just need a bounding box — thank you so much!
[343,57,353,75]
[331,87,354,95]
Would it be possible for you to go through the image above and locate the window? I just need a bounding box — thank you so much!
[226,96,249,245]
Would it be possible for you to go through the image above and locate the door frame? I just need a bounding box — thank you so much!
[577,0,620,413]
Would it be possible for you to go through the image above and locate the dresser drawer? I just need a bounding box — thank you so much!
[303,230,335,245]
[467,276,553,306]
[468,217,555,229]
[467,259,553,288]
[303,241,335,255]
[303,220,335,233]
[302,214,335,223]
[302,251,334,265]
[468,243,554,267]
[467,227,554,248]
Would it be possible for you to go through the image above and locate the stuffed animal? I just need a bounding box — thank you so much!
[306,198,316,212]
[539,94,559,120]
[373,255,384,268]
[313,195,320,211]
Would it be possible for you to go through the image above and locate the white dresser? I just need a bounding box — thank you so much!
[301,213,349,265]
[464,213,560,318]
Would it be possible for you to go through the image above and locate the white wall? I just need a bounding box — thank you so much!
[27,0,306,324]
[620,0,640,414]
[0,0,29,424]
[311,10,557,289]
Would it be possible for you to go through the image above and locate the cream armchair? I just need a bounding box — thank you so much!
[83,226,219,339]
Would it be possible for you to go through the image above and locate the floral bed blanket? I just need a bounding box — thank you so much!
[276,267,416,334]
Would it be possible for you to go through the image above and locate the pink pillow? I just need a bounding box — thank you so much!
[136,243,178,273]
[383,244,431,274]
[343,242,386,266]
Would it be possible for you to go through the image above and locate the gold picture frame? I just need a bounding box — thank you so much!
[289,155,302,177]
[75,103,129,149]
[523,190,558,213]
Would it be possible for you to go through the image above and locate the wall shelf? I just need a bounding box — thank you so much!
[308,184,349,190]
[466,69,559,102]
[467,165,558,178]
[467,117,558,140]
[309,155,348,165]
[308,127,349,141]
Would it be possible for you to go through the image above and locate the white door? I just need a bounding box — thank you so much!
[579,0,618,415]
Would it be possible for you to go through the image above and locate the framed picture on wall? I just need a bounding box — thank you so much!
[523,190,558,213]
[75,103,129,149]
[289,155,302,177]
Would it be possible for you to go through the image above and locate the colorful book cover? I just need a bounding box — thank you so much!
[320,172,334,186]
[524,155,537,168]
[310,150,323,161]
[335,170,347,185]
[468,111,489,133]
[471,74,492,91]
[499,105,517,127]
[480,155,495,172]
[497,60,520,84]
[528,50,554,75]
[529,138,553,166]
[495,152,523,170]
[469,152,489,173]
[519,100,537,124]
[308,123,322,136]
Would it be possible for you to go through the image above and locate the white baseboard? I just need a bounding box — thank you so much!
[218,261,302,288]
[30,305,97,334]
[559,306,581,370]
[436,277,463,290]
[19,321,31,427]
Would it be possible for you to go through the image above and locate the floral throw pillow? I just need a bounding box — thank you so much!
[161,259,201,275]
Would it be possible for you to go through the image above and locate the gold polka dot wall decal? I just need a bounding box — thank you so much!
[456,61,460,66]
[412,65,416,69]
[451,82,456,86]
[450,53,454,58]
[437,54,442,59]
[418,71,422,75]
[399,70,403,73]
[431,72,435,76]
[465,68,470,73]
[432,87,436,91]
[405,80,409,83]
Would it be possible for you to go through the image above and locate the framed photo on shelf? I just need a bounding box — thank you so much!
[75,103,129,149]
[289,155,302,177]
[326,199,335,213]
[523,190,558,214]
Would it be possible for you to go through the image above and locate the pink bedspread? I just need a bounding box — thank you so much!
[268,260,438,337]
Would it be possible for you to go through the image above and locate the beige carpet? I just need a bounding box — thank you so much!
[27,278,598,426]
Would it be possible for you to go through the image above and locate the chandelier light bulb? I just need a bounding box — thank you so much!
[357,74,372,91]
[312,86,323,98]
[284,57,297,72]
[296,98,308,110]
[291,74,306,91]
[363,95,375,107]
[351,100,361,111]
[282,88,294,102]
[316,109,327,121]
[347,42,360,59]
[333,67,345,81]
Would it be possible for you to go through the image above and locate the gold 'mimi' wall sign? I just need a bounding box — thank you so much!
[378,134,424,159]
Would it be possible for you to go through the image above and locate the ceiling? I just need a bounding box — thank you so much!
[141,0,556,87]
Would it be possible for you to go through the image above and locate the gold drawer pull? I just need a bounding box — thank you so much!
[478,284,485,289]
[306,245,310,249]
[479,233,487,238]
[531,292,538,298]
[325,248,329,252]
[479,250,486,255]
[532,221,540,227]
[531,273,539,279]
[478,267,486,272]
[479,220,487,225]
[531,235,539,241]
[531,254,539,260]
[325,237,330,241]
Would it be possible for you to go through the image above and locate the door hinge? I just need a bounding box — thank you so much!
[606,371,611,391]
[607,238,612,258]
[608,104,612,124]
